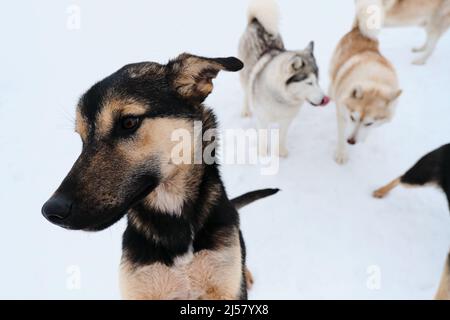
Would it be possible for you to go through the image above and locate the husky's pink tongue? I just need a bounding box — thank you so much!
[320,96,330,106]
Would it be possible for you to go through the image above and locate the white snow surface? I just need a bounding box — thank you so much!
[0,0,449,299]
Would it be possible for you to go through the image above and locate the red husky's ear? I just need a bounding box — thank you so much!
[168,53,243,104]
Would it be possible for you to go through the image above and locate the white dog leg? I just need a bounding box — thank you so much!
[278,120,291,158]
[257,119,269,157]
[334,108,349,165]
[241,95,252,118]
[413,27,442,65]
[412,22,430,52]
[412,41,427,53]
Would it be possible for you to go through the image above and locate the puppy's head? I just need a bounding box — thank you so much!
[42,53,243,231]
[266,42,329,107]
[344,85,402,145]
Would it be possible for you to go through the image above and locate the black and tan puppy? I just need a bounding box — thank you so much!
[373,144,450,300]
[41,53,279,300]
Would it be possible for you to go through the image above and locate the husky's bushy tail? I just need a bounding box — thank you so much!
[247,0,280,35]
[354,0,385,40]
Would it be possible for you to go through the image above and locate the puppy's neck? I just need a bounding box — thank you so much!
[144,165,202,216]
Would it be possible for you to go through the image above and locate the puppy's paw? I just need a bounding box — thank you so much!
[373,188,387,199]
[334,150,348,165]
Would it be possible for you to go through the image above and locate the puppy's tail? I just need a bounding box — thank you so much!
[354,0,384,40]
[247,0,280,35]
[231,188,280,210]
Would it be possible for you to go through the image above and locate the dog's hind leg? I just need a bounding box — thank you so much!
[435,253,450,300]
[412,16,449,65]
[413,32,441,65]
[412,33,428,53]
[334,106,349,165]
[373,177,401,198]
[412,21,432,53]
[374,146,443,198]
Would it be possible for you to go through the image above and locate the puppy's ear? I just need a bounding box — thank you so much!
[305,41,314,55]
[387,89,402,102]
[352,86,364,99]
[168,53,243,104]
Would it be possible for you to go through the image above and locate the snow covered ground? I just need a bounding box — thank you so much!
[1,0,449,299]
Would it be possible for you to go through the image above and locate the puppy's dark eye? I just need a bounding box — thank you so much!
[350,115,356,122]
[365,122,374,127]
[121,117,141,131]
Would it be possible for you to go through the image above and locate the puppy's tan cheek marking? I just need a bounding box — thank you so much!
[119,118,194,164]
[118,118,195,216]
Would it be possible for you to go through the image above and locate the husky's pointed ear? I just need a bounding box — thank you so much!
[352,86,364,99]
[387,89,402,101]
[168,53,244,104]
[305,41,314,55]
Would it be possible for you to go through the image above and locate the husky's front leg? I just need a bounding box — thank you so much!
[334,105,349,164]
[278,119,291,158]
[241,93,252,118]
[257,118,270,157]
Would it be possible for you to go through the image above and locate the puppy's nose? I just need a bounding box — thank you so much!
[320,96,330,106]
[42,194,73,222]
[347,138,356,145]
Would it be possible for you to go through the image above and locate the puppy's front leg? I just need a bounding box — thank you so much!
[334,105,349,164]
[435,253,450,300]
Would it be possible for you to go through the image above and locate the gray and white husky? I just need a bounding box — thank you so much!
[238,0,329,157]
